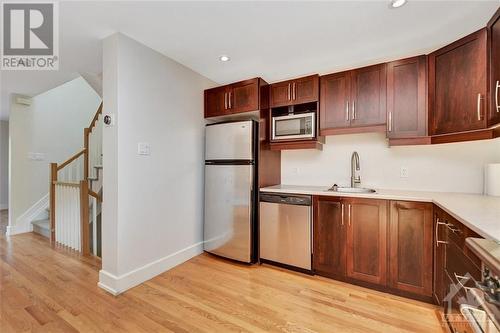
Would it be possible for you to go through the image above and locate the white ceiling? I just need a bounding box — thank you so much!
[1,0,499,120]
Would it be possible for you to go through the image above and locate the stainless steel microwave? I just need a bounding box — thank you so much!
[272,112,316,141]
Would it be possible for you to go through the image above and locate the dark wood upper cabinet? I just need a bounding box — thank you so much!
[320,72,351,130]
[313,196,346,279]
[345,198,387,286]
[205,78,265,118]
[231,79,260,113]
[388,201,433,297]
[488,8,500,126]
[269,81,293,108]
[387,56,428,139]
[205,86,228,118]
[429,29,488,135]
[269,75,319,108]
[320,64,386,135]
[350,64,387,127]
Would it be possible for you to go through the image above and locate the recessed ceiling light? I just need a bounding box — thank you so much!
[219,55,230,62]
[389,0,407,8]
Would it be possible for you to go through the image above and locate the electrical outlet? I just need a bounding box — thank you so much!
[137,143,151,156]
[400,167,409,178]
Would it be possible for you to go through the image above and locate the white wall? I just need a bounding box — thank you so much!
[281,133,500,194]
[99,33,214,295]
[0,121,8,209]
[9,78,101,233]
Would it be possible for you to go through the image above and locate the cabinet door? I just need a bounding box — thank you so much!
[387,56,427,138]
[430,29,487,135]
[389,201,433,296]
[292,75,319,105]
[433,208,447,305]
[205,86,228,118]
[489,9,500,126]
[320,72,351,130]
[313,197,346,279]
[350,64,387,127]
[345,198,387,286]
[270,80,293,108]
[230,79,259,114]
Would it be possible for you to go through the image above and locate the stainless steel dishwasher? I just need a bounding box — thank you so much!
[259,193,312,271]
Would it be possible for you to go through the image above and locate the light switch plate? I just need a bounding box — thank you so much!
[137,143,151,156]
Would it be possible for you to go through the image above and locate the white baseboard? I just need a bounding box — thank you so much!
[98,241,203,295]
[6,223,33,236]
[11,193,49,235]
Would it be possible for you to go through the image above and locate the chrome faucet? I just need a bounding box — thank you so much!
[351,151,361,188]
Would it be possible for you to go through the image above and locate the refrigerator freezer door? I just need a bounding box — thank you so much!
[204,164,253,262]
[206,121,254,161]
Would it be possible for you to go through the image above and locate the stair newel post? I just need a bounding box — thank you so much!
[79,180,90,256]
[84,128,90,181]
[50,163,57,244]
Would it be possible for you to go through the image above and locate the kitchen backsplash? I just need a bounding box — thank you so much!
[281,133,500,194]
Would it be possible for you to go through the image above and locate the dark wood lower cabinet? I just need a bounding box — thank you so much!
[388,201,433,297]
[345,198,387,286]
[313,196,437,302]
[313,197,346,279]
[433,208,447,305]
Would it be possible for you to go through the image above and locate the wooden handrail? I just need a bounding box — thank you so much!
[88,102,103,132]
[57,149,86,171]
[88,189,102,202]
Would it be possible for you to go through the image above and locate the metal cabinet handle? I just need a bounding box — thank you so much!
[435,218,448,247]
[496,81,500,113]
[352,101,356,120]
[292,82,296,100]
[341,203,344,226]
[228,91,232,109]
[348,204,352,227]
[477,93,483,121]
[388,112,392,132]
[288,83,291,101]
[346,101,350,122]
[224,92,227,109]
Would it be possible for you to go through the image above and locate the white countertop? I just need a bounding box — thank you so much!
[260,185,500,242]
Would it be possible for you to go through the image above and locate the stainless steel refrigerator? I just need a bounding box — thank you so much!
[204,120,258,263]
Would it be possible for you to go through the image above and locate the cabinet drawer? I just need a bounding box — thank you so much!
[445,242,481,289]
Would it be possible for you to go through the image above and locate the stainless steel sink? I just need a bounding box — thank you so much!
[327,186,376,194]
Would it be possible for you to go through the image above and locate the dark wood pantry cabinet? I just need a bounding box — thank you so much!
[388,201,433,297]
[429,29,488,135]
[269,75,319,108]
[386,56,428,139]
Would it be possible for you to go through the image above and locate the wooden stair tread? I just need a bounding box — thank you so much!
[31,219,49,229]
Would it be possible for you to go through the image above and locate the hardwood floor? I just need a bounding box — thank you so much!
[0,232,445,332]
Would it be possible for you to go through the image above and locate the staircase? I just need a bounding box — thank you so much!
[33,103,103,257]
